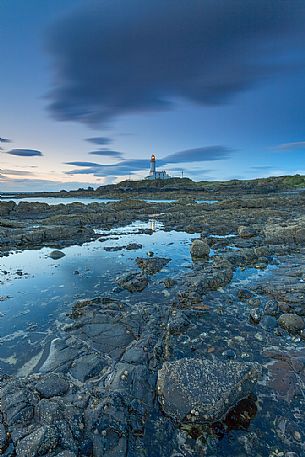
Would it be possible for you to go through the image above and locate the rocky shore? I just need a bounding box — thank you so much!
[0,189,305,456]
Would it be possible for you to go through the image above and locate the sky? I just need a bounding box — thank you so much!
[1,0,305,191]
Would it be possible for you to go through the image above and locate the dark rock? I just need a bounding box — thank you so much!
[116,271,148,292]
[278,313,305,333]
[126,243,142,250]
[249,309,262,324]
[136,257,170,275]
[190,239,210,259]
[260,315,278,331]
[35,374,70,398]
[237,289,253,300]
[16,425,59,457]
[264,300,279,316]
[70,354,108,382]
[222,349,237,359]
[104,245,125,251]
[158,357,261,423]
[238,226,257,239]
[163,278,176,288]
[168,311,190,335]
[49,250,66,260]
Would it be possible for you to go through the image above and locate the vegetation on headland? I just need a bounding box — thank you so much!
[1,174,305,198]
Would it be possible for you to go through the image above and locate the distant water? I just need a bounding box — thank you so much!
[0,196,119,205]
[0,196,218,205]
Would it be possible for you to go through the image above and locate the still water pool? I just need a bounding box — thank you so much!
[0,221,198,375]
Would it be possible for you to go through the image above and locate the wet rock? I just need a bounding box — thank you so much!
[163,278,176,288]
[278,313,305,333]
[55,452,77,457]
[104,245,125,251]
[35,374,70,398]
[237,288,253,300]
[136,256,170,275]
[116,271,148,292]
[264,299,279,316]
[49,250,66,260]
[16,425,59,457]
[238,226,257,239]
[263,348,305,402]
[190,239,210,259]
[249,309,262,324]
[260,315,278,331]
[158,357,261,423]
[168,311,190,335]
[126,243,142,250]
[70,353,108,382]
[1,380,39,427]
[222,349,237,360]
[0,422,8,450]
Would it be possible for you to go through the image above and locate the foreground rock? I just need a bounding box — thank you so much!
[49,250,66,260]
[116,271,148,292]
[136,256,170,275]
[278,313,305,333]
[158,357,261,423]
[190,239,210,259]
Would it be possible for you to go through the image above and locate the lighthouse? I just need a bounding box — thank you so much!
[150,154,156,176]
[145,153,171,180]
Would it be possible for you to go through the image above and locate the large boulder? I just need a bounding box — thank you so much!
[190,239,210,259]
[158,357,261,423]
[278,313,305,333]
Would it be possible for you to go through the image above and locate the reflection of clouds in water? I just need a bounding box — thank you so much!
[0,221,197,374]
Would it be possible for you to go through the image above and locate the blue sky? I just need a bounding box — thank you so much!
[1,0,305,191]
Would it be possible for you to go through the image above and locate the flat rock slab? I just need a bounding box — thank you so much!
[136,257,170,275]
[117,271,148,292]
[35,374,70,398]
[158,357,261,423]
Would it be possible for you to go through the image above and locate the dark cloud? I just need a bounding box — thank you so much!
[46,0,305,127]
[85,137,112,145]
[88,149,124,159]
[66,159,148,177]
[65,161,101,167]
[162,146,231,163]
[273,141,305,151]
[0,137,12,143]
[66,145,231,177]
[6,149,43,157]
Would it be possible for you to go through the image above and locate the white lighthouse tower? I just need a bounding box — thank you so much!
[145,153,171,180]
[150,154,156,176]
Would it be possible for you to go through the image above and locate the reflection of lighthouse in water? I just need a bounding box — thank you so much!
[150,154,156,176]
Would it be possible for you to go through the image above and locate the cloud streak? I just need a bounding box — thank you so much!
[88,149,124,159]
[6,149,43,157]
[85,137,112,145]
[46,0,305,127]
[66,145,231,177]
[273,141,305,152]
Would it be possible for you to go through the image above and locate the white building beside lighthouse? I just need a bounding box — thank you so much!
[145,154,171,180]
